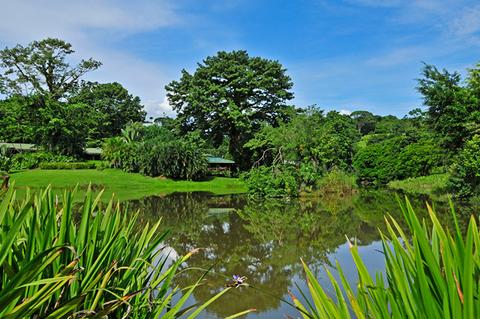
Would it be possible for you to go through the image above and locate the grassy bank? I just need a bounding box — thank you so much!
[387,173,450,198]
[10,169,246,201]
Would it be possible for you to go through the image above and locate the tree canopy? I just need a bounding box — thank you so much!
[166,50,294,168]
[70,82,146,138]
[0,38,101,100]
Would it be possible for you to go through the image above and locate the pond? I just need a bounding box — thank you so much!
[127,191,476,318]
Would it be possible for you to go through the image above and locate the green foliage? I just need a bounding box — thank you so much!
[316,169,357,196]
[102,124,208,180]
[247,108,359,172]
[449,134,480,197]
[0,187,246,318]
[36,100,99,156]
[242,165,299,197]
[292,199,480,319]
[417,63,480,152]
[138,139,208,180]
[350,110,378,135]
[0,96,36,143]
[0,38,147,156]
[388,173,450,197]
[101,137,141,172]
[0,38,101,99]
[38,162,97,169]
[70,82,146,138]
[9,152,75,170]
[166,50,294,169]
[353,134,444,185]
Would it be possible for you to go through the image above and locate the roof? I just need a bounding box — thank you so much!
[206,155,235,164]
[0,143,37,151]
[0,143,102,155]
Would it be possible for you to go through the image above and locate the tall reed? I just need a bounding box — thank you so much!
[292,198,479,318]
[0,186,249,318]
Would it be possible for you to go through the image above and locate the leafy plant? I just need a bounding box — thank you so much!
[9,151,75,170]
[292,198,480,318]
[0,187,248,318]
[242,165,299,197]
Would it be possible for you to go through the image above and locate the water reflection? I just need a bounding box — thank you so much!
[127,191,475,318]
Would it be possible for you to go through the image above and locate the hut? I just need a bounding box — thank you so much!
[206,155,235,174]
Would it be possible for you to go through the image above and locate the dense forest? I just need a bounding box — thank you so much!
[1,38,479,197]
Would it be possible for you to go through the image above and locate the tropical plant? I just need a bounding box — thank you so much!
[242,165,299,197]
[138,139,208,180]
[0,187,250,318]
[291,198,480,318]
[449,134,480,197]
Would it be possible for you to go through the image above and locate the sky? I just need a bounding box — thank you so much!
[0,0,479,118]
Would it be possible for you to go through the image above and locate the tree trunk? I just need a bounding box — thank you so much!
[1,174,10,190]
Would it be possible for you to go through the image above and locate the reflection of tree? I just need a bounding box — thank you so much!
[123,191,473,318]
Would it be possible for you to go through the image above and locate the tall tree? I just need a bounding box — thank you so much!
[70,82,146,138]
[165,50,294,169]
[0,38,101,100]
[417,63,478,151]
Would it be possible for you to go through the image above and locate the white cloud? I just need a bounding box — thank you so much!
[0,0,180,117]
[450,4,480,37]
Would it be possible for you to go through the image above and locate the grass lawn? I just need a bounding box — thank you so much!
[10,169,246,201]
[387,173,450,198]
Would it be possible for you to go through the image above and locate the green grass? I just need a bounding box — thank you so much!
[10,169,246,201]
[387,173,450,198]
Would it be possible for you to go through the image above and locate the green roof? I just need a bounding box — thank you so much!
[206,155,235,164]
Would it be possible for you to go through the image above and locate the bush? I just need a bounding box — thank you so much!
[101,137,141,172]
[316,169,357,196]
[38,161,97,169]
[242,165,299,197]
[103,136,208,180]
[449,134,480,197]
[353,135,444,185]
[9,151,75,170]
[138,139,208,180]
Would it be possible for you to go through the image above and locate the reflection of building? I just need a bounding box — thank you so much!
[206,154,235,173]
[207,207,236,215]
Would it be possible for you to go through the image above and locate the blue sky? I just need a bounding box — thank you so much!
[0,0,479,117]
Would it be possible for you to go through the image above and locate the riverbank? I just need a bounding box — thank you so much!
[387,173,450,199]
[10,169,247,201]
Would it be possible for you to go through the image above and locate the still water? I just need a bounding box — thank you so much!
[128,191,475,318]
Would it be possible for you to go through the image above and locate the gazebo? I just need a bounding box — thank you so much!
[206,154,235,173]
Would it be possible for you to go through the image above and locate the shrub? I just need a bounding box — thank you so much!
[292,199,480,318]
[449,134,480,197]
[101,137,141,172]
[38,161,97,169]
[353,135,444,185]
[242,165,299,197]
[0,187,248,318]
[316,169,357,196]
[103,136,208,180]
[138,139,208,180]
[9,151,75,170]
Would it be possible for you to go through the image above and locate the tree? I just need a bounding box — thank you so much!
[350,110,377,135]
[36,101,99,156]
[165,50,294,169]
[70,82,146,138]
[0,96,37,143]
[449,134,480,197]
[417,63,479,151]
[0,38,101,100]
